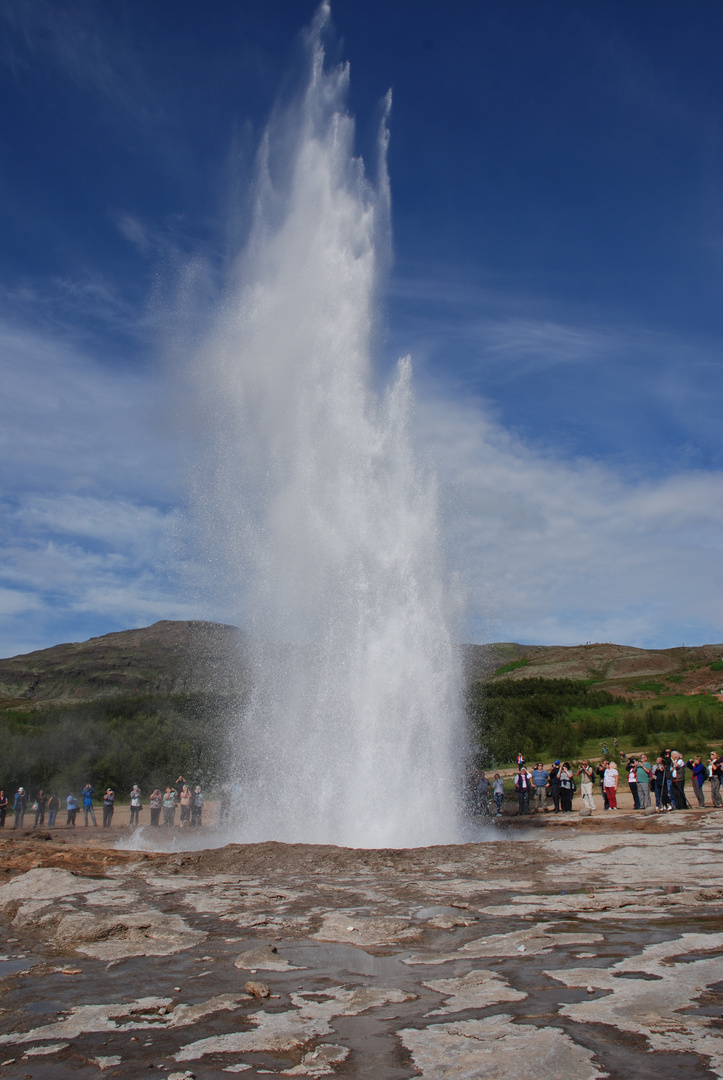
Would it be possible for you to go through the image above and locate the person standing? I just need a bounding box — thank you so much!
[578,760,596,811]
[162,787,177,826]
[66,793,79,826]
[102,788,115,828]
[82,784,98,827]
[530,763,549,812]
[627,760,641,809]
[603,761,619,809]
[191,786,203,826]
[660,749,676,809]
[709,752,722,808]
[492,773,504,816]
[596,761,609,809]
[129,785,142,826]
[688,755,707,807]
[179,784,192,827]
[636,756,652,810]
[670,752,687,809]
[476,771,491,815]
[149,789,162,826]
[13,787,27,828]
[47,793,60,826]
[33,789,47,827]
[559,762,574,812]
[549,761,562,813]
[652,758,666,810]
[0,790,7,827]
[514,767,532,815]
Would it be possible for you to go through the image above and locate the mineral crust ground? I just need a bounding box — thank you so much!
[0,810,722,1079]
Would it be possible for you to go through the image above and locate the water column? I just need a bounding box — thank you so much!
[193,4,466,847]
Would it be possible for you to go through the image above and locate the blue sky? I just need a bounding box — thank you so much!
[1,0,722,656]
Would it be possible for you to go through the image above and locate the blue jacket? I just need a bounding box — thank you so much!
[692,762,707,785]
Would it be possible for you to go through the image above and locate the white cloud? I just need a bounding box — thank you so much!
[0,317,206,656]
[416,391,723,649]
[2,302,722,658]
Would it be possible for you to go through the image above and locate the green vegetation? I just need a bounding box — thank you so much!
[492,658,530,676]
[0,694,239,798]
[468,677,723,767]
[710,660,723,671]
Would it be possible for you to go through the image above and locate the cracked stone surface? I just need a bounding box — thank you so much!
[311,913,419,946]
[398,1013,608,1078]
[547,932,723,1076]
[0,813,722,1077]
[422,969,527,1015]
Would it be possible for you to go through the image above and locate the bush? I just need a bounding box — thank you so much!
[0,693,240,798]
[467,678,618,766]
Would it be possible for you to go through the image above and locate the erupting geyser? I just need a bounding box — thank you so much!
[192,4,466,846]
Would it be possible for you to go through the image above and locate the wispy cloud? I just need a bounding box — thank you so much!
[0,0,159,121]
[416,391,723,649]
[390,266,723,478]
[0,315,200,656]
[2,284,722,658]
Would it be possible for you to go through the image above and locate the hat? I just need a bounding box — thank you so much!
[554,760,560,765]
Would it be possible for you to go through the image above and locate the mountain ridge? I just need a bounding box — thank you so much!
[1,620,722,707]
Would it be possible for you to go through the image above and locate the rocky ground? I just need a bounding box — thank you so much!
[0,809,722,1080]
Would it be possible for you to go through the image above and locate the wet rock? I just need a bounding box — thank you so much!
[0,868,110,905]
[175,1008,331,1061]
[234,944,302,971]
[281,1043,350,1076]
[53,909,206,960]
[423,969,527,1015]
[176,986,414,1062]
[426,914,477,929]
[312,912,417,946]
[0,994,247,1050]
[547,931,723,1076]
[23,1044,69,1057]
[398,1013,607,1079]
[695,888,723,901]
[405,926,603,965]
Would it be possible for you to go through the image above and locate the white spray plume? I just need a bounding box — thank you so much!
[189,4,466,846]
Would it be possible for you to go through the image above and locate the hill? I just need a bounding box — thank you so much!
[0,620,249,707]
[464,641,723,697]
[1,623,722,791]
[2,622,723,708]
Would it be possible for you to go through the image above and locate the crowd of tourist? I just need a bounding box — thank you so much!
[0,775,205,829]
[468,749,723,816]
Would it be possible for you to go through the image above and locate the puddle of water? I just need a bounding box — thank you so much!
[414,905,468,919]
[285,942,408,978]
[0,958,35,976]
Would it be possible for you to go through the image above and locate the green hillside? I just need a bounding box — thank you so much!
[2,622,722,795]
